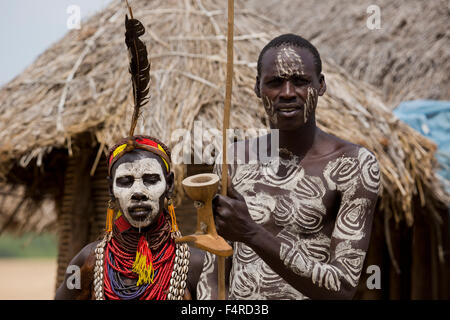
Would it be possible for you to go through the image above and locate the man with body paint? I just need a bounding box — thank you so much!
[196,34,381,300]
[55,136,204,300]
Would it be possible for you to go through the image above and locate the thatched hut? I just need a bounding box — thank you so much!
[0,0,448,298]
[247,0,450,109]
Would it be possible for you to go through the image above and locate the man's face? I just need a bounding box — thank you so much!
[257,45,324,130]
[112,152,168,229]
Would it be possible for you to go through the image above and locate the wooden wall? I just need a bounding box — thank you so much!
[55,141,108,289]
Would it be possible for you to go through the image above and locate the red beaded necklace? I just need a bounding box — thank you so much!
[103,212,175,300]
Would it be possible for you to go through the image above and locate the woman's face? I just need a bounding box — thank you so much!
[112,153,167,229]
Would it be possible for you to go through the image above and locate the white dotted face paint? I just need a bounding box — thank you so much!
[275,46,304,78]
[304,87,318,123]
[113,158,167,229]
[262,95,277,126]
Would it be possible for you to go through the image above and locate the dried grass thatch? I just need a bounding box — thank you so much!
[0,0,448,236]
[247,0,450,108]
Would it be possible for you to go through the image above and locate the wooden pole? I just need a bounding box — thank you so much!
[218,0,234,300]
[125,0,134,19]
[221,0,234,193]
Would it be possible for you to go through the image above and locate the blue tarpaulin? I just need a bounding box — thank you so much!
[394,100,450,195]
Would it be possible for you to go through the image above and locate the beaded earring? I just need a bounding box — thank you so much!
[167,198,178,232]
[105,199,115,233]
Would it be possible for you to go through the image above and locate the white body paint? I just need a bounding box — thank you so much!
[335,241,366,287]
[196,249,215,300]
[197,144,380,300]
[358,148,381,194]
[113,158,167,228]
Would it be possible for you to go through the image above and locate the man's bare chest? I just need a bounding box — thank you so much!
[231,161,340,236]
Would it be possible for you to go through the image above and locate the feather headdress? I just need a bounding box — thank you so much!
[107,2,172,175]
[124,1,151,137]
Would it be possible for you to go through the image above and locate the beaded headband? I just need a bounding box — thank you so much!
[108,137,171,177]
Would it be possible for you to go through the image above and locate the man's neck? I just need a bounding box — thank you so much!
[276,120,317,160]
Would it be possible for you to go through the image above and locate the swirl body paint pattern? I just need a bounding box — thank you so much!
[196,145,379,299]
[358,148,381,194]
[196,250,215,300]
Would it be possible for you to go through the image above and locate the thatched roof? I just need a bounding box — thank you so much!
[247,0,450,108]
[0,0,448,234]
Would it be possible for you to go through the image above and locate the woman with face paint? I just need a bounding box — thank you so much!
[55,5,208,300]
[55,136,205,300]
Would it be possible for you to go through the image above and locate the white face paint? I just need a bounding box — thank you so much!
[113,158,167,229]
[262,95,277,126]
[304,87,318,123]
[275,46,304,78]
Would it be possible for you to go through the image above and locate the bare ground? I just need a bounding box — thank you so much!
[0,258,56,300]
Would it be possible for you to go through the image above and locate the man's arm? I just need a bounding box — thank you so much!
[185,245,206,300]
[214,148,380,299]
[54,241,99,300]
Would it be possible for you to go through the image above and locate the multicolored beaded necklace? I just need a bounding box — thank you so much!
[94,210,189,300]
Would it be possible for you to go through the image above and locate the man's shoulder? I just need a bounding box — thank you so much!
[318,132,381,195]
[316,130,376,161]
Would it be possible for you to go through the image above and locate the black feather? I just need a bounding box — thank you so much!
[125,14,150,137]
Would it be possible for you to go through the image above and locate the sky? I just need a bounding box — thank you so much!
[0,0,113,86]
